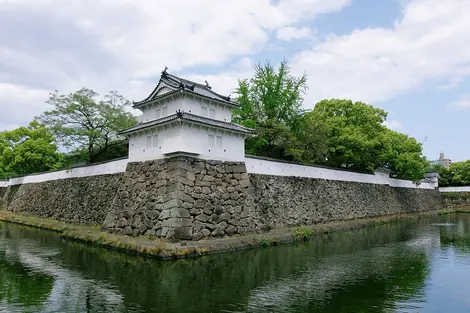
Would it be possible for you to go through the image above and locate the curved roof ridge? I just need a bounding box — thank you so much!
[133,68,239,107]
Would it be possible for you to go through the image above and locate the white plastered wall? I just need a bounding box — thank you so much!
[439,186,470,192]
[7,159,128,185]
[180,124,245,161]
[244,157,437,190]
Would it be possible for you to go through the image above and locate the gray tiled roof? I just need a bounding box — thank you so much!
[133,69,239,107]
[119,111,253,135]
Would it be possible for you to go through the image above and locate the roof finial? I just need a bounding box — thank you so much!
[205,80,211,89]
[162,66,168,76]
[226,95,231,101]
[176,109,183,118]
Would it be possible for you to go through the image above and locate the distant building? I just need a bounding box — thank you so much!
[430,152,452,169]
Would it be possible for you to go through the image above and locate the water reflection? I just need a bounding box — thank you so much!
[0,214,470,313]
[1,225,125,312]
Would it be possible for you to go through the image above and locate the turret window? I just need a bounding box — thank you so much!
[201,106,208,116]
[208,134,215,147]
[162,106,168,116]
[155,108,161,119]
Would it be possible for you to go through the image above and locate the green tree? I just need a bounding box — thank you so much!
[233,60,327,160]
[311,99,388,172]
[287,111,329,164]
[382,129,429,181]
[0,121,62,177]
[449,160,470,186]
[38,88,136,163]
[429,163,452,187]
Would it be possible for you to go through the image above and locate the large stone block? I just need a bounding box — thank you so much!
[174,227,193,240]
[170,207,191,218]
[162,217,192,228]
[163,199,183,210]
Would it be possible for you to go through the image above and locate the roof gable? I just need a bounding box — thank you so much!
[155,86,173,97]
[133,67,239,108]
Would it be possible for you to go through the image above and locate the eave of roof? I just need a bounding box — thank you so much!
[132,70,240,108]
[132,88,240,109]
[119,111,253,136]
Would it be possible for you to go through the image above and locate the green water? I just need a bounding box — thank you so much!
[1,214,470,313]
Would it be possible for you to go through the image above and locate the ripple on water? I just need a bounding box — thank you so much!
[2,214,470,312]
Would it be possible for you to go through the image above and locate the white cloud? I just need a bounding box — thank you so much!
[277,26,313,41]
[0,83,50,130]
[383,119,403,130]
[291,0,470,106]
[183,58,255,97]
[3,0,470,134]
[449,94,470,109]
[0,0,352,130]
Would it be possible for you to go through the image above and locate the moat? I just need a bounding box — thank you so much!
[1,213,470,313]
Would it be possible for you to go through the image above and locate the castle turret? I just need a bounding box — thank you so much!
[120,68,252,162]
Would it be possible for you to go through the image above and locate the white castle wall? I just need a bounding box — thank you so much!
[244,156,437,190]
[7,159,129,185]
[0,180,8,188]
[439,186,470,192]
[1,156,437,189]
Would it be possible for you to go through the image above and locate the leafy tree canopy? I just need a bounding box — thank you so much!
[38,88,136,164]
[0,121,62,178]
[233,61,429,181]
[382,129,429,181]
[449,160,470,186]
[233,60,328,162]
[430,161,470,187]
[311,99,388,172]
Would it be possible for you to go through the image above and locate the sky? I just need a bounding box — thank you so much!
[0,0,469,161]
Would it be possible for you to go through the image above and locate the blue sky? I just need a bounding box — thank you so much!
[0,0,469,161]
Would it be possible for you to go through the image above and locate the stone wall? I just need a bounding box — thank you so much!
[442,199,470,210]
[103,157,441,240]
[103,157,254,240]
[250,175,441,229]
[0,187,7,205]
[441,192,470,210]
[1,156,442,241]
[1,174,122,225]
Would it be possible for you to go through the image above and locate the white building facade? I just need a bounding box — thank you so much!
[122,69,252,162]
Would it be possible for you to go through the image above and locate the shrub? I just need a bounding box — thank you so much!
[292,226,313,242]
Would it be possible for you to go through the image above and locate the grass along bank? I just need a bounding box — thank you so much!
[1,209,469,261]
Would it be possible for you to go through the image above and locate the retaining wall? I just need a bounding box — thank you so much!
[1,157,442,240]
[249,174,441,230]
[2,174,123,225]
[102,157,441,240]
